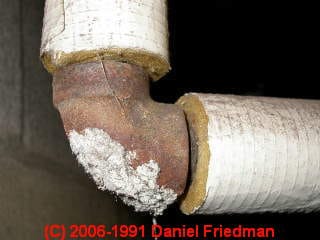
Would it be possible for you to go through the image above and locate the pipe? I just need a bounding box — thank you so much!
[41,0,170,80]
[41,0,320,216]
[177,93,320,214]
[40,0,189,216]
[52,60,188,215]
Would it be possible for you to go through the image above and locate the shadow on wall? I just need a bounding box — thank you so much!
[0,0,146,239]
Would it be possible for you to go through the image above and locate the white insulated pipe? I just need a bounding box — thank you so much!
[41,0,320,216]
[177,94,320,215]
[41,0,170,80]
[40,0,179,216]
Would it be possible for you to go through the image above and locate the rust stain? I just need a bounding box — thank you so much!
[52,60,189,195]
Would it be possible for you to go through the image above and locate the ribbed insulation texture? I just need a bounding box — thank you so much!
[180,94,320,214]
[40,0,170,79]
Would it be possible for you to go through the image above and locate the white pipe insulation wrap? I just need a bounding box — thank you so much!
[40,0,170,80]
[177,93,320,215]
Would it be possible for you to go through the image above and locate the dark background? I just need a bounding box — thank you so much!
[0,0,318,239]
[153,0,319,102]
[152,0,319,239]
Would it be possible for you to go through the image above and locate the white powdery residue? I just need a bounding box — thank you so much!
[68,128,177,215]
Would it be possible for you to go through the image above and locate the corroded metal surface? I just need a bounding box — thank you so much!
[52,60,189,195]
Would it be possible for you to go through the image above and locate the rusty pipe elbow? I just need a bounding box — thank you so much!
[52,60,189,215]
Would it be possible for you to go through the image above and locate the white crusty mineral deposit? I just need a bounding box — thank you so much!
[68,128,177,215]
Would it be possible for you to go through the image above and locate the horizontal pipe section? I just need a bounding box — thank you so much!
[178,93,320,215]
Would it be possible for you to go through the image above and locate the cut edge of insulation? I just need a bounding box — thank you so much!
[176,94,210,214]
[41,48,170,81]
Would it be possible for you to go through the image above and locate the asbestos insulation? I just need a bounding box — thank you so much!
[177,93,320,215]
[41,0,170,80]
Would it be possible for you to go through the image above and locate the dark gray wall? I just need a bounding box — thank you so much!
[0,0,22,147]
[0,1,146,238]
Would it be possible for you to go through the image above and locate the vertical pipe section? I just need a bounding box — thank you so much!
[40,0,189,215]
[40,0,170,80]
[178,93,320,214]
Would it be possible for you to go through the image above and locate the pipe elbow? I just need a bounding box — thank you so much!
[52,60,189,215]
